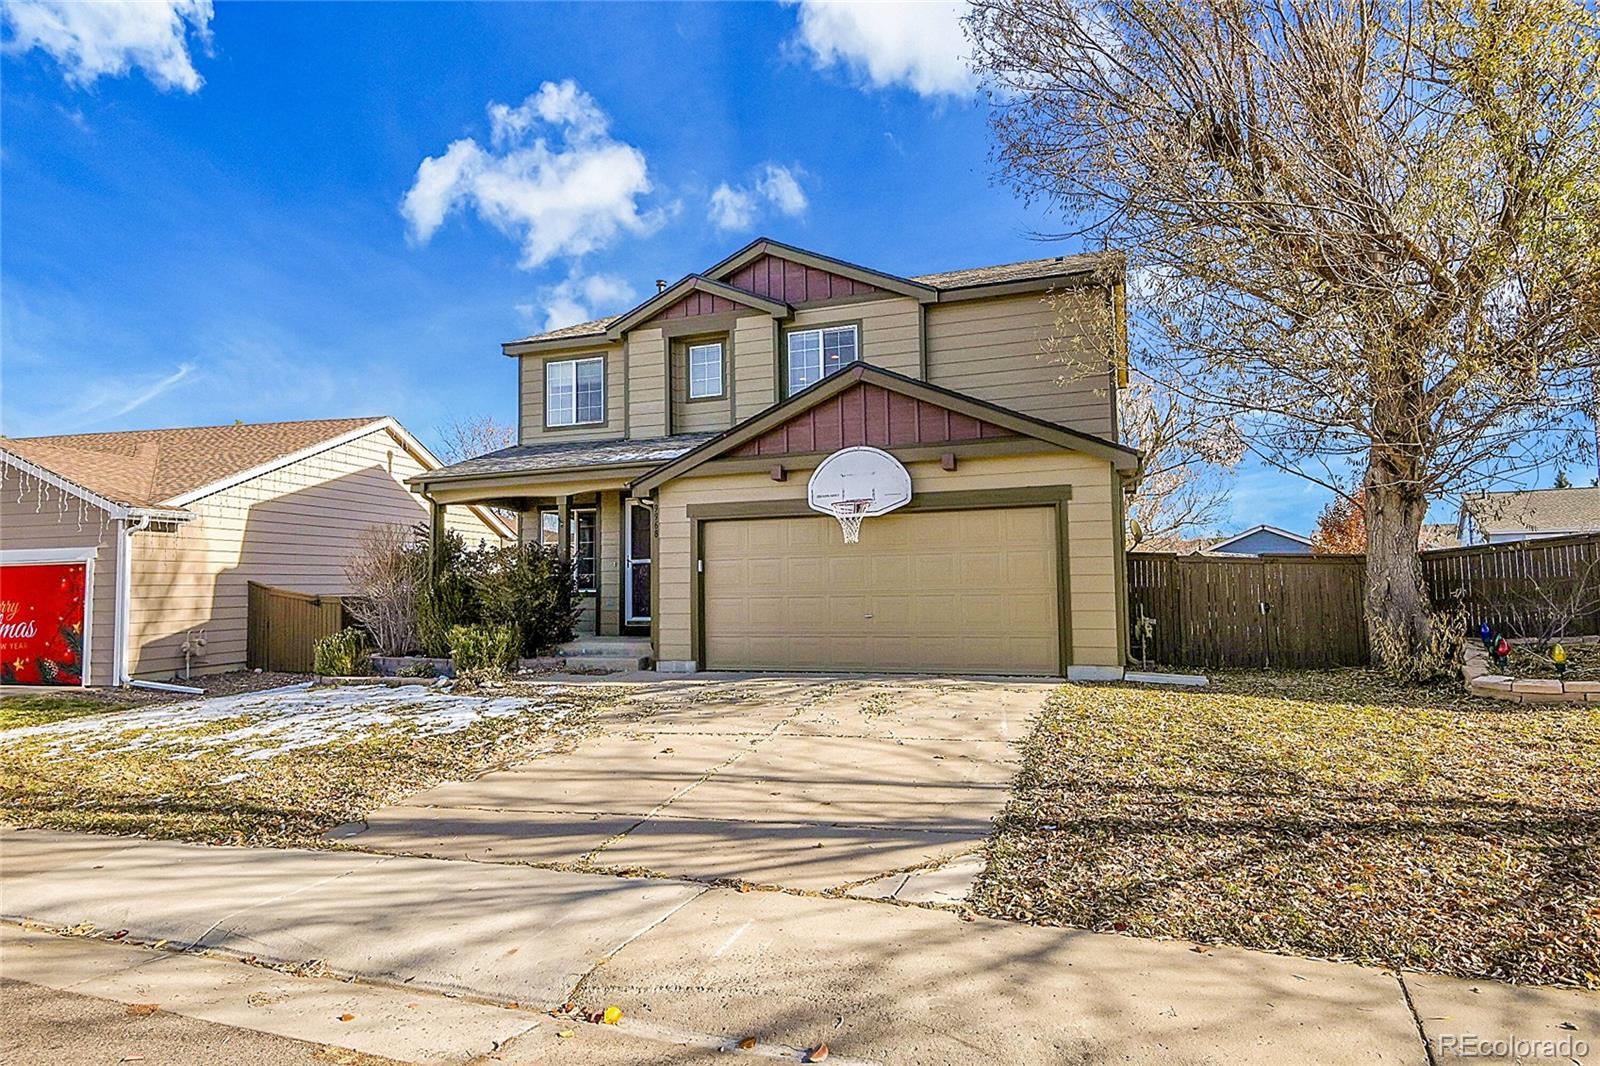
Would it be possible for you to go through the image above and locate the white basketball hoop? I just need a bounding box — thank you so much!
[808,447,913,544]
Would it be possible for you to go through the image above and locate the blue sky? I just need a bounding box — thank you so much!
[0,0,1403,534]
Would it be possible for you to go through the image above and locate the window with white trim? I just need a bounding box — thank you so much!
[786,324,858,395]
[687,341,724,399]
[546,357,605,426]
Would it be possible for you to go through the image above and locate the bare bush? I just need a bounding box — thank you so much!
[343,524,425,655]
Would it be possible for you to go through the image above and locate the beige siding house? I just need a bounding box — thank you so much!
[413,238,1139,679]
[1,418,509,685]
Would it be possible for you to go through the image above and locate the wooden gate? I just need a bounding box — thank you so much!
[1128,553,1369,668]
[247,582,344,673]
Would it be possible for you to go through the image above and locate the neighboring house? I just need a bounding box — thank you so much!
[1206,525,1314,556]
[1458,486,1600,544]
[0,417,510,686]
[1419,523,1460,551]
[412,237,1140,679]
[1131,535,1220,555]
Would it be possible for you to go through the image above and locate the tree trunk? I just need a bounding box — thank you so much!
[1363,456,1430,668]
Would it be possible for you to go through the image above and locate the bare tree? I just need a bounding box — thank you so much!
[343,524,425,656]
[969,0,1600,668]
[1119,369,1242,547]
[437,414,516,465]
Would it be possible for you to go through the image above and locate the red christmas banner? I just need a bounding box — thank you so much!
[0,563,87,686]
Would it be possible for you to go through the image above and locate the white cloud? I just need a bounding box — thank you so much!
[708,183,758,231]
[756,163,809,216]
[1,0,213,93]
[790,0,976,98]
[706,163,809,232]
[401,80,661,269]
[534,270,636,333]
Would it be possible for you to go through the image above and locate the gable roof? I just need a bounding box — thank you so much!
[702,237,938,303]
[504,239,1124,350]
[604,275,790,337]
[1206,524,1314,553]
[630,362,1139,493]
[1460,486,1600,536]
[2,417,381,509]
[1,417,515,538]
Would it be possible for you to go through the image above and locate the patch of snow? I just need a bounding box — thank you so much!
[3,682,580,763]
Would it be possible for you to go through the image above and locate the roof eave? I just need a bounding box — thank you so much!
[410,460,668,492]
[931,267,1120,303]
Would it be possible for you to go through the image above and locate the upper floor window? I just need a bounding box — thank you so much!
[786,324,858,395]
[546,356,605,427]
[688,341,724,399]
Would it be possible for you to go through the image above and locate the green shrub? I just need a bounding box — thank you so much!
[473,542,581,656]
[415,532,486,656]
[398,660,439,678]
[313,627,371,677]
[447,623,519,680]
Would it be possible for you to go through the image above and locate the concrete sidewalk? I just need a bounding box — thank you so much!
[3,826,1596,1065]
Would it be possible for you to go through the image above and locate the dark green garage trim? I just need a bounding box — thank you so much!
[686,486,1074,676]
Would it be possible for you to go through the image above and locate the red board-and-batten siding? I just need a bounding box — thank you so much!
[731,382,1014,458]
[659,290,738,319]
[661,255,884,319]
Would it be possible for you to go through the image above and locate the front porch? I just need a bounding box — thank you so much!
[408,434,715,644]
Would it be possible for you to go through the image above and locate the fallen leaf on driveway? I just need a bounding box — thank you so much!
[557,1030,575,1039]
[118,1056,145,1063]
[603,1005,623,1025]
[338,1013,355,1022]
[738,1037,757,1049]
[111,929,129,940]
[125,1004,159,1017]
[804,1043,829,1062]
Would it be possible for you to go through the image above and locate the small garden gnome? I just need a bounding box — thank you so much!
[1553,643,1568,678]
[1493,635,1511,672]
[1479,621,1493,650]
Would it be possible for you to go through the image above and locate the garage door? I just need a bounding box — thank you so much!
[702,507,1059,675]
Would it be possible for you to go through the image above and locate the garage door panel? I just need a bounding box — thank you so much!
[703,508,1059,675]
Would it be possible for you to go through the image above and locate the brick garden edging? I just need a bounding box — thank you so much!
[1462,637,1599,703]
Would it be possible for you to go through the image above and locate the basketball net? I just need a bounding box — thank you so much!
[830,499,872,544]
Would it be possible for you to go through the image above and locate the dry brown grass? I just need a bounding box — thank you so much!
[973,669,1600,987]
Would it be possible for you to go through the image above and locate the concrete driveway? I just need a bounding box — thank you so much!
[329,676,1052,896]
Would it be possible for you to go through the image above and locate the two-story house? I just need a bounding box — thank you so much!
[411,238,1139,678]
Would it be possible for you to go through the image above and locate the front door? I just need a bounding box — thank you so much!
[625,501,652,624]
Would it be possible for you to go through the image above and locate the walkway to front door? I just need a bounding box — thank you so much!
[330,676,1049,896]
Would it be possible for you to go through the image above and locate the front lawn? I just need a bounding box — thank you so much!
[972,670,1600,988]
[0,680,618,846]
[0,693,132,730]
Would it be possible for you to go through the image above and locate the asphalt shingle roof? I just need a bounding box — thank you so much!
[510,250,1121,345]
[420,433,720,482]
[1,417,384,508]
[909,251,1116,288]
[1462,487,1600,535]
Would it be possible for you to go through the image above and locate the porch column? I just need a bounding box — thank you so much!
[556,495,570,560]
[428,499,444,584]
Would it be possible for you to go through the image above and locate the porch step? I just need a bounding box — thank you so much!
[555,636,653,673]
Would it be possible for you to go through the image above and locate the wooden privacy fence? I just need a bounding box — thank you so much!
[247,582,345,673]
[1128,553,1369,668]
[1419,532,1600,639]
[1128,532,1600,669]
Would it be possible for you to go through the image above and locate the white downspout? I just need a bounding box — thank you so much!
[112,515,144,686]
[114,513,202,695]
